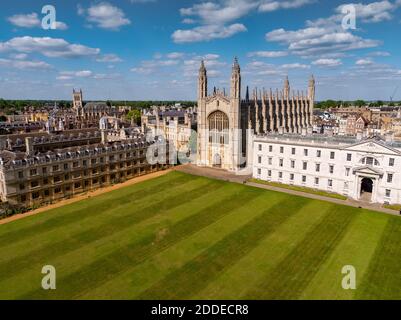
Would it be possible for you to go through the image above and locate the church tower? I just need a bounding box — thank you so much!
[229,57,243,170]
[308,75,315,126]
[197,60,208,167]
[308,75,315,101]
[284,76,290,99]
[72,89,83,117]
[198,60,207,101]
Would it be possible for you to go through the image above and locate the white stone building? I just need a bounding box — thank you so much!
[252,133,401,205]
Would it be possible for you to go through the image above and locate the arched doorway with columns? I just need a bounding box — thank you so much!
[360,177,373,201]
[353,166,383,203]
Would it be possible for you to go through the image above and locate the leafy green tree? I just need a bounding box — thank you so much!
[354,100,366,107]
[126,109,142,124]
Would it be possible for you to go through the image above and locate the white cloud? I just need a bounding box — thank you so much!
[0,36,100,58]
[336,1,401,23]
[179,1,258,25]
[266,27,381,57]
[54,21,69,30]
[96,54,122,63]
[8,12,68,30]
[82,2,131,30]
[9,53,28,60]
[368,51,391,56]
[258,0,314,12]
[166,52,185,59]
[173,0,314,43]
[248,51,288,58]
[264,1,401,58]
[172,23,247,43]
[312,58,342,67]
[0,58,51,70]
[281,63,310,69]
[356,58,374,65]
[182,18,196,24]
[8,13,40,28]
[130,58,180,74]
[57,70,93,80]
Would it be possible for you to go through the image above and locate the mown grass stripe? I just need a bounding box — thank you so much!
[136,196,311,299]
[0,175,200,262]
[18,184,261,299]
[299,210,388,300]
[196,201,335,299]
[0,181,240,299]
[0,173,192,246]
[80,193,286,299]
[243,206,356,299]
[0,178,219,281]
[356,217,401,300]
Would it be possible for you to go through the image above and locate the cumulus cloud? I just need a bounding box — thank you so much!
[281,63,310,69]
[7,12,68,30]
[182,18,196,24]
[0,36,100,58]
[312,58,342,67]
[131,59,180,74]
[96,54,122,63]
[81,2,131,30]
[172,23,247,43]
[266,25,380,58]
[356,58,374,65]
[166,52,185,59]
[57,70,93,80]
[263,1,401,58]
[258,0,315,12]
[0,58,51,70]
[54,21,69,30]
[8,13,40,28]
[336,1,401,23]
[173,0,314,43]
[368,51,391,56]
[247,51,288,58]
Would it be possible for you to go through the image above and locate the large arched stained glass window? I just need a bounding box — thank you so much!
[208,111,229,145]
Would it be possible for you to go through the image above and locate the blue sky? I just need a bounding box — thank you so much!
[0,0,400,101]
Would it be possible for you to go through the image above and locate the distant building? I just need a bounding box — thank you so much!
[142,105,197,156]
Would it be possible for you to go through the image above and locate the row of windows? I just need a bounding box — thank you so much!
[258,144,396,166]
[258,157,341,175]
[19,154,146,178]
[257,169,335,187]
[257,158,394,183]
[19,162,147,190]
[255,169,393,197]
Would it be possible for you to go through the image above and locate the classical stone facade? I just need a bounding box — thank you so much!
[253,133,401,204]
[196,58,314,171]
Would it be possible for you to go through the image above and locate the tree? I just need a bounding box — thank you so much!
[354,100,366,108]
[126,109,142,124]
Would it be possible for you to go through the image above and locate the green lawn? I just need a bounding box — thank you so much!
[0,171,400,300]
[248,178,348,200]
